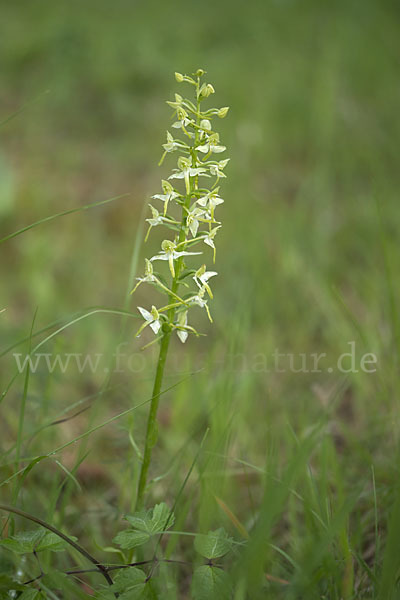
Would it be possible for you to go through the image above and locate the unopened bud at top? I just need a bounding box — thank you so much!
[199,84,215,99]
[218,106,230,118]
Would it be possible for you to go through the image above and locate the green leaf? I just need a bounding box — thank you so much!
[149,503,174,533]
[191,565,231,600]
[194,528,233,559]
[36,532,75,553]
[0,574,25,598]
[113,530,150,549]
[42,570,88,599]
[96,568,160,599]
[0,554,14,575]
[0,530,44,554]
[0,530,75,555]
[124,511,152,533]
[124,503,174,535]
[111,568,153,599]
[18,590,46,600]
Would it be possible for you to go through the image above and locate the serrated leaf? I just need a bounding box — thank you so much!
[124,503,174,535]
[0,530,44,554]
[124,510,152,533]
[0,530,75,556]
[194,528,232,559]
[149,503,174,533]
[113,530,150,549]
[36,532,74,553]
[191,565,231,600]
[110,568,153,599]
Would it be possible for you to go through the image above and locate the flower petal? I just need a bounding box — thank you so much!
[138,307,152,322]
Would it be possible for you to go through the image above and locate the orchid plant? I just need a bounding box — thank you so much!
[132,69,229,509]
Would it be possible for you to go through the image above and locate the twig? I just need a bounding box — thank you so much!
[0,504,114,589]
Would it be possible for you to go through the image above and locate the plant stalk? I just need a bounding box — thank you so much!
[135,80,201,511]
[135,330,171,510]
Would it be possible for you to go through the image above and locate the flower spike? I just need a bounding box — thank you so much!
[132,70,229,342]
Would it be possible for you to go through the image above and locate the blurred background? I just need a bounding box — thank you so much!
[1,0,400,592]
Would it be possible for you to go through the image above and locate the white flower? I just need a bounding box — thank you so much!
[197,189,224,220]
[198,119,212,141]
[169,157,208,194]
[209,158,230,180]
[176,310,188,343]
[145,205,176,241]
[150,239,201,278]
[188,286,212,322]
[171,107,194,131]
[152,180,180,215]
[146,205,167,227]
[197,142,226,154]
[186,207,206,237]
[131,258,189,305]
[201,226,221,261]
[162,131,187,153]
[131,259,156,294]
[137,305,162,336]
[197,133,226,155]
[193,264,217,298]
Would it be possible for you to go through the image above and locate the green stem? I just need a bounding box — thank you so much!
[135,330,171,510]
[135,78,202,511]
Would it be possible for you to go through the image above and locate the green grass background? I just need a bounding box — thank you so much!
[1,0,400,597]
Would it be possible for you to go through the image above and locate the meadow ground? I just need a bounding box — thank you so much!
[1,0,400,597]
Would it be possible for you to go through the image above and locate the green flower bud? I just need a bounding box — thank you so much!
[195,69,206,77]
[218,106,230,118]
[200,83,215,99]
[175,72,184,82]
